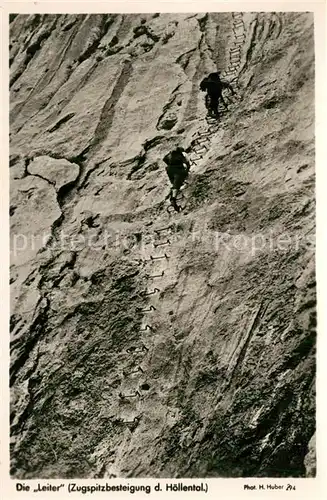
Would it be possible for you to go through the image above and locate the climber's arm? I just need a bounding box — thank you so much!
[222,81,235,95]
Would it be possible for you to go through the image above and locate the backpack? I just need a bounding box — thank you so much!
[200,78,209,91]
[163,148,185,166]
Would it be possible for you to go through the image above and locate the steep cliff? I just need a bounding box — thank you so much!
[10,12,315,478]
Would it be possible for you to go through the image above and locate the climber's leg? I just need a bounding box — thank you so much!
[205,94,211,111]
[171,187,178,200]
[173,169,188,195]
[166,165,175,185]
[206,95,216,117]
[169,170,187,211]
[210,97,219,118]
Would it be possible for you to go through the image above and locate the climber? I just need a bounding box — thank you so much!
[200,72,235,118]
[163,146,191,212]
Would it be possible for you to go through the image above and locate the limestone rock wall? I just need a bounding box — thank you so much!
[10,12,315,478]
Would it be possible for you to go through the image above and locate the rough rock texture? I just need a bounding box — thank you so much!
[10,13,315,478]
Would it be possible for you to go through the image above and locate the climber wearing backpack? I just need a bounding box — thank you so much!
[200,72,235,118]
[163,146,191,212]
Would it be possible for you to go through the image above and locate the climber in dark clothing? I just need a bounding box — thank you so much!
[163,146,191,212]
[200,72,235,118]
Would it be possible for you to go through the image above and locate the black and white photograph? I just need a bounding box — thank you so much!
[8,6,317,482]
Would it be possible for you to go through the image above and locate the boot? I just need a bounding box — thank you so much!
[170,196,181,212]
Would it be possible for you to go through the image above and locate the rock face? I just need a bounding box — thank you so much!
[10,13,315,478]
